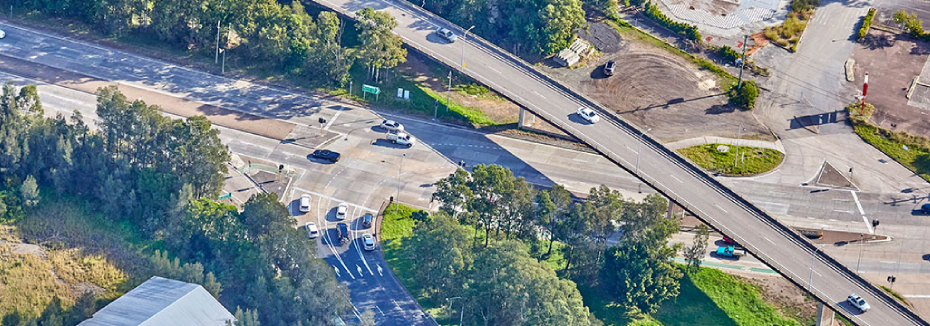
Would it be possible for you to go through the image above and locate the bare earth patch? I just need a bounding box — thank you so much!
[540,21,771,142]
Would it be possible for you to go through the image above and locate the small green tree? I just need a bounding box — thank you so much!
[20,175,39,207]
[684,224,710,271]
[729,80,759,110]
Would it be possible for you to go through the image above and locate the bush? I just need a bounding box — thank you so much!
[791,0,819,12]
[644,2,702,42]
[859,8,876,39]
[717,45,741,63]
[728,80,759,110]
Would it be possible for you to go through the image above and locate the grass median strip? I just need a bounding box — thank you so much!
[677,143,784,176]
[847,102,930,182]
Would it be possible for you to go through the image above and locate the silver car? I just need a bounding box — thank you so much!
[437,28,457,42]
[847,293,870,313]
[362,233,376,251]
[380,119,404,132]
[0,29,5,39]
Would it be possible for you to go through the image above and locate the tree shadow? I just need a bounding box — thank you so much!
[860,33,896,50]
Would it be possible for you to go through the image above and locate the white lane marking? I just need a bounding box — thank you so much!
[832,210,854,214]
[376,306,385,316]
[763,237,776,245]
[904,295,930,298]
[669,175,682,183]
[296,187,378,212]
[319,196,355,279]
[880,261,895,264]
[352,205,375,276]
[532,90,546,99]
[714,203,729,214]
[324,105,346,130]
[488,66,502,74]
[849,191,873,234]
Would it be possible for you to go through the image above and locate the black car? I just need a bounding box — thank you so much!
[311,149,340,163]
[603,60,616,76]
[336,223,349,246]
[362,214,373,228]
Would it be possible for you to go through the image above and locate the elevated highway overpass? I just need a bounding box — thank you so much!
[312,0,928,324]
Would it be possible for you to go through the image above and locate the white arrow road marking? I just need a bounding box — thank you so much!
[333,265,341,277]
[357,264,363,276]
[377,264,384,276]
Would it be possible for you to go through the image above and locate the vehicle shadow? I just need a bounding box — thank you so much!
[567,113,594,125]
[372,138,413,148]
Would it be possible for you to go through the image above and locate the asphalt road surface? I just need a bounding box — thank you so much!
[308,0,926,324]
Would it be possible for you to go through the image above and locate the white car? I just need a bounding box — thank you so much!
[299,194,311,213]
[576,107,600,124]
[847,293,870,313]
[362,233,376,251]
[380,120,404,132]
[437,28,457,42]
[304,222,320,239]
[336,203,348,220]
[0,29,5,39]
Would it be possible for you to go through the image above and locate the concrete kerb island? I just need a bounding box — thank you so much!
[316,0,928,324]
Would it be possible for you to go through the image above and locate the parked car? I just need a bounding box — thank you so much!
[336,223,349,246]
[336,203,348,220]
[299,194,312,213]
[387,131,416,147]
[362,214,373,228]
[576,107,600,124]
[362,233,376,251]
[304,222,319,239]
[603,60,616,76]
[436,28,457,42]
[0,29,5,39]
[847,293,870,313]
[311,149,340,163]
[920,203,930,215]
[380,120,404,132]
[722,237,736,246]
[715,246,745,259]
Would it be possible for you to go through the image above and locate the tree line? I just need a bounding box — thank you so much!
[430,164,684,319]
[4,0,406,86]
[0,83,350,326]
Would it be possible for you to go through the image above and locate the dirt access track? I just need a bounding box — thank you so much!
[851,29,930,136]
[540,19,771,142]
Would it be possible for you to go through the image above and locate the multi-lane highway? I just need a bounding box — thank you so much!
[309,0,927,324]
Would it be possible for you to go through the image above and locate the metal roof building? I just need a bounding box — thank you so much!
[78,276,235,326]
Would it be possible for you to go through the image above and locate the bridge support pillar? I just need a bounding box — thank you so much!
[518,107,526,129]
[816,302,834,326]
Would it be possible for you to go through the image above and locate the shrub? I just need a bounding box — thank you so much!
[858,8,876,40]
[776,39,789,47]
[717,45,741,63]
[644,2,702,42]
[728,80,759,110]
[791,0,819,12]
[763,27,778,40]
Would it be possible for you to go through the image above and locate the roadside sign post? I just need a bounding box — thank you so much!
[362,84,380,101]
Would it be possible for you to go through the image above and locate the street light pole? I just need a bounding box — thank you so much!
[461,25,475,70]
[856,233,864,273]
[446,70,452,111]
[214,0,225,64]
[635,128,651,193]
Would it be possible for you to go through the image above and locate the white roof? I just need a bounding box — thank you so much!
[78,276,235,326]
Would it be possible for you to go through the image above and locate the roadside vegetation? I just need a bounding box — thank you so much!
[859,8,877,40]
[677,143,785,176]
[382,164,806,325]
[643,1,701,42]
[764,0,818,52]
[0,83,350,326]
[847,102,930,181]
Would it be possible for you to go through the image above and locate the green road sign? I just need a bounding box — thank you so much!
[362,84,380,95]
[218,192,232,200]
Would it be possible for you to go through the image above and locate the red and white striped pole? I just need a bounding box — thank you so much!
[861,72,869,116]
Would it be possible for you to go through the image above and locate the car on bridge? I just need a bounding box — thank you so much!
[436,28,457,43]
[576,107,600,124]
[847,293,870,313]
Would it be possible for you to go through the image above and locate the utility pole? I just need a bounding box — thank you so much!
[215,0,225,64]
[446,70,453,112]
[737,34,748,90]
[734,124,742,167]
[856,233,864,273]
[861,72,869,116]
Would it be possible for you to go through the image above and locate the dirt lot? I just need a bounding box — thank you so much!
[851,29,930,136]
[542,20,771,142]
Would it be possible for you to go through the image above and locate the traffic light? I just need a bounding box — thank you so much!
[872,219,880,228]
[318,117,327,124]
[888,275,896,283]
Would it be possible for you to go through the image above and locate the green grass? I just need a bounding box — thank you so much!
[880,285,910,306]
[604,18,737,86]
[684,267,799,326]
[677,143,784,176]
[347,65,512,128]
[847,103,930,182]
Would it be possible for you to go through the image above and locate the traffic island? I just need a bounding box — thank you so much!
[677,143,785,176]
